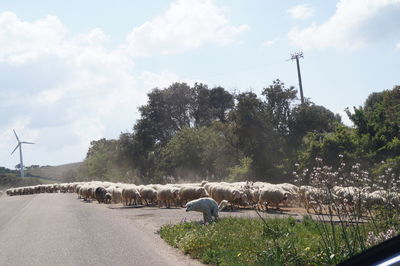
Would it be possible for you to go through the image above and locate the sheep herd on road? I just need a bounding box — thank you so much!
[5,180,400,214]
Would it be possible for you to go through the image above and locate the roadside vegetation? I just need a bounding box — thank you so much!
[160,156,400,265]
[160,213,399,265]
[73,80,400,187]
[161,216,327,265]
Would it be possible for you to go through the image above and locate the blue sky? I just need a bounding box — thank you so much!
[1,0,399,169]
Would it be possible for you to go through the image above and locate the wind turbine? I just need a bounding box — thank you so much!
[11,129,34,177]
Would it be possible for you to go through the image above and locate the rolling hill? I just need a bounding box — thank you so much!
[27,162,82,182]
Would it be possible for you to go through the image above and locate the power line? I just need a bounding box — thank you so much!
[290,51,305,104]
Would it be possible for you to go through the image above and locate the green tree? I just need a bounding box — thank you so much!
[262,79,297,136]
[209,86,234,123]
[230,92,281,180]
[83,138,118,180]
[158,126,237,180]
[346,85,400,162]
[297,124,361,179]
[290,102,342,146]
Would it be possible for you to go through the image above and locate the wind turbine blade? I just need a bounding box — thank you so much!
[13,129,20,142]
[11,144,20,155]
[22,141,35,144]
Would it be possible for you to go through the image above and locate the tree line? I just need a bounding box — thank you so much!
[77,80,400,184]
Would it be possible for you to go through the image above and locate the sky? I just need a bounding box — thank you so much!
[1,0,400,169]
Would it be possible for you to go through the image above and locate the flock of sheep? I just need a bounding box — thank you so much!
[5,181,298,211]
[5,180,399,214]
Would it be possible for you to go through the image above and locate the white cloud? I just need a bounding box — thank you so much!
[124,0,248,56]
[0,11,192,168]
[287,5,314,20]
[396,42,400,49]
[0,11,67,64]
[288,0,400,50]
[261,38,278,47]
[2,1,240,168]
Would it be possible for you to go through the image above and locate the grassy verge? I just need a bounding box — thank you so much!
[160,216,338,265]
[160,214,400,265]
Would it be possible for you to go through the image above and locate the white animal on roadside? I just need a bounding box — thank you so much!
[185,198,224,223]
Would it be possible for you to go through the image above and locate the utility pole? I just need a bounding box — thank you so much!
[290,51,304,104]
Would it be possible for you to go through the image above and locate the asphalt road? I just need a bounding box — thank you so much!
[0,193,206,266]
[0,193,306,266]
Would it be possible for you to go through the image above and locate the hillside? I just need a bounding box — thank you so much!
[0,167,55,190]
[27,162,82,182]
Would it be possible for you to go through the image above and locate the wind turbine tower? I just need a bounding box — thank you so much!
[11,130,34,177]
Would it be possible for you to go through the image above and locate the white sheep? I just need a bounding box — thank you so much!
[139,187,158,206]
[157,186,180,208]
[210,184,248,208]
[258,186,289,211]
[111,187,123,204]
[178,186,209,206]
[122,186,141,206]
[104,192,112,204]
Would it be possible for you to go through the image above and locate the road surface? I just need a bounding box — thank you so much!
[0,193,305,266]
[0,194,206,266]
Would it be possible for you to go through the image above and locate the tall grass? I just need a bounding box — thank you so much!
[160,216,360,265]
[294,156,400,264]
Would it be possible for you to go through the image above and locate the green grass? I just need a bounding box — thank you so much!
[159,214,399,265]
[160,216,331,265]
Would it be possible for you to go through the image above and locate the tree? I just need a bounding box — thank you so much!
[290,102,341,147]
[157,126,237,180]
[262,79,297,136]
[130,83,196,180]
[135,83,195,147]
[84,138,119,180]
[297,124,360,175]
[15,163,22,171]
[346,85,400,162]
[230,92,280,180]
[209,86,234,123]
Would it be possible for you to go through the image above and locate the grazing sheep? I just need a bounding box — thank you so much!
[95,187,107,203]
[104,193,112,204]
[157,186,180,208]
[299,185,325,210]
[76,185,83,198]
[258,186,288,211]
[178,186,209,207]
[122,186,141,206]
[111,188,123,204]
[80,186,89,201]
[333,186,360,205]
[210,185,247,208]
[185,198,221,223]
[364,190,386,208]
[139,187,158,206]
